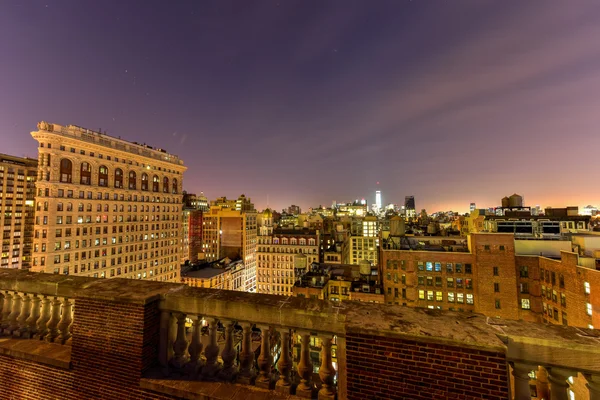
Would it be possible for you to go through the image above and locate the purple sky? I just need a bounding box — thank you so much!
[2,1,600,213]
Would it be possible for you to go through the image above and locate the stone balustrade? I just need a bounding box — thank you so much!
[1,269,600,400]
[156,286,345,399]
[0,290,73,344]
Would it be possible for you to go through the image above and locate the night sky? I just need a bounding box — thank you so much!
[2,1,600,213]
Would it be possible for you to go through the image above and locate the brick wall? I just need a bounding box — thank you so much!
[0,297,177,400]
[346,332,509,400]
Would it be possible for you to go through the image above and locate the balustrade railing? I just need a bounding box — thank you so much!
[0,290,73,345]
[157,302,340,399]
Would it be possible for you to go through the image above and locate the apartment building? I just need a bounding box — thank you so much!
[0,154,38,269]
[30,122,186,282]
[256,228,319,296]
[381,232,600,328]
[202,198,257,292]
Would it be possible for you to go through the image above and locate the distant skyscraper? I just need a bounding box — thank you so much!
[404,196,416,218]
[375,190,382,210]
[470,203,476,213]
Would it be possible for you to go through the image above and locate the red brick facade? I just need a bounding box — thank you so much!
[346,332,509,400]
[382,233,600,328]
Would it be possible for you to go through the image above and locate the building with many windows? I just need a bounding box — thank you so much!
[0,154,38,269]
[256,228,320,296]
[202,197,257,292]
[30,121,186,282]
[381,232,600,329]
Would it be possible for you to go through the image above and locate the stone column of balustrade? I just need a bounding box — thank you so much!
[57,298,73,344]
[0,291,13,332]
[23,294,41,339]
[4,292,23,335]
[255,324,273,389]
[318,335,337,400]
[586,374,600,400]
[547,367,575,400]
[295,331,314,399]
[511,362,538,400]
[34,296,52,340]
[184,314,204,378]
[44,297,62,343]
[218,320,238,381]
[201,318,221,378]
[170,313,189,369]
[276,327,293,394]
[237,322,256,384]
[14,293,32,337]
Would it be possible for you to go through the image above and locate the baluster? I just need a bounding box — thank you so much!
[511,362,537,400]
[184,315,204,377]
[34,296,51,340]
[546,367,573,400]
[57,298,73,344]
[170,313,189,369]
[237,322,256,384]
[296,331,314,398]
[218,320,238,381]
[15,293,32,337]
[256,325,273,389]
[4,292,23,335]
[276,328,293,393]
[318,335,337,399]
[201,318,221,378]
[23,294,41,339]
[0,291,13,331]
[44,297,62,343]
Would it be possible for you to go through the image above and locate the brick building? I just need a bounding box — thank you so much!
[202,200,257,292]
[381,232,600,328]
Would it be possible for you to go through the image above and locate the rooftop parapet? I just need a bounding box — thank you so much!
[1,269,599,399]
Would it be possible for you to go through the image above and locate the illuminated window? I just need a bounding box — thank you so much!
[585,282,591,294]
[80,162,91,185]
[163,176,169,193]
[447,292,454,302]
[98,165,108,187]
[152,175,159,192]
[114,168,123,188]
[587,303,593,316]
[521,299,531,310]
[129,171,137,189]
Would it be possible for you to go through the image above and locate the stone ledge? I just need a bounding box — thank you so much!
[140,378,304,400]
[0,337,71,369]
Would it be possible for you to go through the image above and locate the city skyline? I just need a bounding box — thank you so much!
[2,1,600,212]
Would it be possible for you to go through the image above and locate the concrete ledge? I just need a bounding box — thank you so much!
[0,337,71,369]
[140,378,302,400]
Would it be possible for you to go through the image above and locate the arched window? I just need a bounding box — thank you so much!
[163,177,169,193]
[129,171,137,189]
[172,178,178,194]
[141,173,148,191]
[152,175,159,192]
[80,162,91,185]
[59,159,72,183]
[98,165,108,187]
[114,168,123,188]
